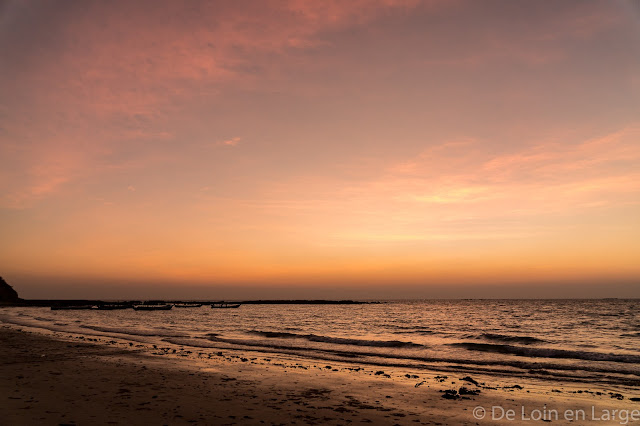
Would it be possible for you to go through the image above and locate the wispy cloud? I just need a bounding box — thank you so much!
[1,1,424,209]
[219,125,640,244]
[383,125,640,206]
[217,137,241,147]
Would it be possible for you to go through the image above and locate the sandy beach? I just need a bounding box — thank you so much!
[2,324,639,425]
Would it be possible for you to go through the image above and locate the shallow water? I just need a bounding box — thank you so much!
[2,299,639,386]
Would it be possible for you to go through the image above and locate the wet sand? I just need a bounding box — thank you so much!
[1,325,639,425]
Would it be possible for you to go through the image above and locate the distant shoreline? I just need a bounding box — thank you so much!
[4,298,640,308]
[1,299,377,307]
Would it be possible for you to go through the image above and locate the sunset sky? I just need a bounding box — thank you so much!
[1,0,639,299]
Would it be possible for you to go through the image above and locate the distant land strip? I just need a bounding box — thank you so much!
[2,299,377,307]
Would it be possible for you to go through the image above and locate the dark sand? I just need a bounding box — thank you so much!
[1,326,638,425]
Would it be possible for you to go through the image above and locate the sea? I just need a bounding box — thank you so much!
[2,299,639,387]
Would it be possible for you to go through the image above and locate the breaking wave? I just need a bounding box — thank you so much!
[80,325,188,338]
[451,342,640,364]
[478,333,545,344]
[247,330,425,348]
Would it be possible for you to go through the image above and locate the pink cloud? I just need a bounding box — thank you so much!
[389,126,640,189]
[367,128,640,240]
[5,1,426,118]
[229,125,640,244]
[1,1,429,209]
[218,137,241,147]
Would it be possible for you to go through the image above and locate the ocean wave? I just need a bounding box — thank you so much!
[0,317,157,343]
[247,330,299,339]
[0,317,71,333]
[390,326,435,335]
[80,325,188,338]
[387,325,433,332]
[451,342,640,364]
[393,330,435,336]
[479,333,545,344]
[247,330,424,348]
[163,337,640,385]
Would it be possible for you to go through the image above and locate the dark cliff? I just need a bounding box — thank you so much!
[0,277,21,303]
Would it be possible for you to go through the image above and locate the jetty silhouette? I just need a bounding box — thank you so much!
[0,277,373,307]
